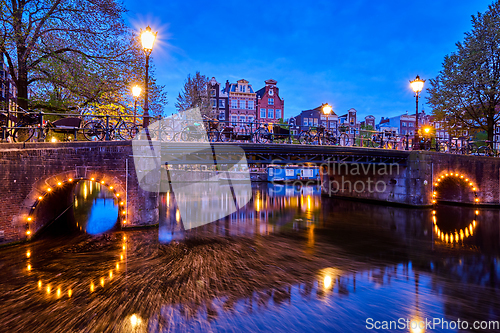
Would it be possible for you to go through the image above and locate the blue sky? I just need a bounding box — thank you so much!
[122,0,493,120]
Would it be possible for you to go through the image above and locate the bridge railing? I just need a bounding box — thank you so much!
[1,110,499,155]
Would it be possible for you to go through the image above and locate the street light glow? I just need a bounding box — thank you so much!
[322,103,332,115]
[410,75,425,93]
[132,85,142,98]
[141,26,157,52]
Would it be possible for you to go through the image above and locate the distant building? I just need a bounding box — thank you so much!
[292,105,339,134]
[0,53,17,111]
[226,79,257,126]
[207,77,229,121]
[255,79,284,124]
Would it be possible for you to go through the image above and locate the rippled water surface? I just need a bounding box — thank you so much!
[1,182,500,332]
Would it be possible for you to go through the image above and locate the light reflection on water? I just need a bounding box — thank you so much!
[73,180,119,235]
[1,183,500,332]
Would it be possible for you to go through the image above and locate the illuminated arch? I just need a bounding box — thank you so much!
[432,209,478,244]
[432,172,479,205]
[24,175,127,239]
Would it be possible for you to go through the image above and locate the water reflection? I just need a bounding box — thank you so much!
[73,181,119,235]
[1,184,500,332]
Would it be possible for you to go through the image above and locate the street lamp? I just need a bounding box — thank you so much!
[410,75,425,150]
[322,103,332,115]
[140,26,157,128]
[132,85,142,125]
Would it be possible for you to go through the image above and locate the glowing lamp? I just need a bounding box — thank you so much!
[141,26,157,52]
[132,85,142,98]
[410,75,425,93]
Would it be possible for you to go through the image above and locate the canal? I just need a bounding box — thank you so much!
[1,182,500,332]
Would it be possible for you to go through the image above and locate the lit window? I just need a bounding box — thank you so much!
[313,118,318,126]
[303,118,308,126]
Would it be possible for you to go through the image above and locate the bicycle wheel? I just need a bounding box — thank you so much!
[338,133,350,146]
[13,126,36,142]
[118,122,139,140]
[83,121,105,141]
[207,130,219,142]
[298,131,312,144]
[255,128,271,144]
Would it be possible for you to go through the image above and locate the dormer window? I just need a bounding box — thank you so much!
[239,85,246,92]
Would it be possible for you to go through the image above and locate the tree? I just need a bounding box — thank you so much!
[0,0,168,114]
[427,1,500,145]
[175,72,211,117]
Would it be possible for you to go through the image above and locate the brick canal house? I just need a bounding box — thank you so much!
[255,79,285,124]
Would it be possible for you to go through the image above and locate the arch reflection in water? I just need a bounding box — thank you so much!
[74,181,119,235]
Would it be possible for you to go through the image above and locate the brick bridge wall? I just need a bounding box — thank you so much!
[1,142,499,245]
[321,151,500,207]
[0,141,158,245]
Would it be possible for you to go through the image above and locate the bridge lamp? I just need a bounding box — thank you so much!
[322,103,333,115]
[132,85,142,125]
[410,75,425,150]
[140,26,157,128]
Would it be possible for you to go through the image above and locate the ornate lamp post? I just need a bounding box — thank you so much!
[140,26,157,128]
[410,75,425,150]
[132,85,142,125]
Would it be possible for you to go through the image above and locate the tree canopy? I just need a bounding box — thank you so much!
[0,0,167,115]
[427,0,500,143]
[175,72,211,117]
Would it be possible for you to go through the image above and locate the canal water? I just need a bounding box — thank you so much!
[1,182,500,332]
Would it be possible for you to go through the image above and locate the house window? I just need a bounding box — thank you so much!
[219,99,225,108]
[285,169,294,177]
[275,109,281,119]
[268,109,274,118]
[408,122,414,127]
[320,116,326,120]
[239,100,246,109]
[239,85,246,92]
[239,115,246,123]
[211,99,216,108]
[248,116,255,123]
[260,108,266,119]
[321,121,326,126]
[313,118,318,126]
[231,100,238,109]
[210,89,216,96]
[248,100,254,109]
[402,122,406,127]
[231,115,237,126]
[219,113,225,120]
[329,121,335,128]
[309,118,313,126]
[303,118,308,126]
[268,98,274,105]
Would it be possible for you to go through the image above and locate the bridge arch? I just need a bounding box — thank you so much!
[432,171,479,205]
[21,171,127,239]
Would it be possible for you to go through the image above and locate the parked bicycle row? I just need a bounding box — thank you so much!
[1,110,498,156]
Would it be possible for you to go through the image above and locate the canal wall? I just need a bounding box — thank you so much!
[321,151,500,207]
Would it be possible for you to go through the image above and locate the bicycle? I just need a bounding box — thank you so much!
[298,125,336,145]
[82,115,138,141]
[0,111,39,142]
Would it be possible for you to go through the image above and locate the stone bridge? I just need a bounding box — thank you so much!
[0,141,499,245]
